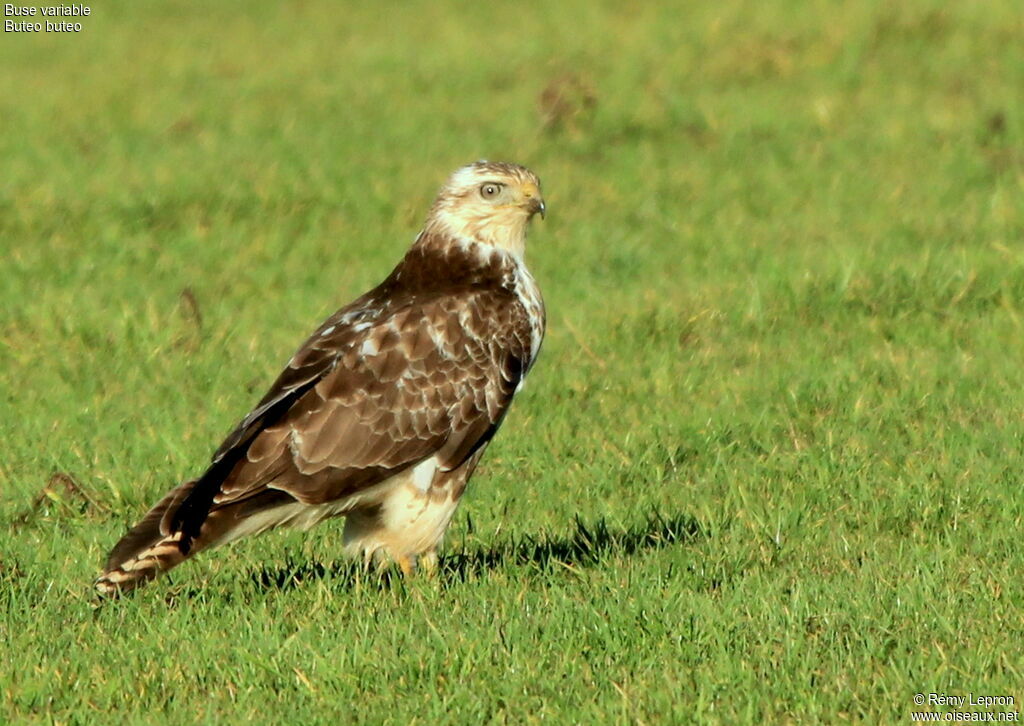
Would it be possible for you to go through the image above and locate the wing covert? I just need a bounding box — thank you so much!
[212,288,534,506]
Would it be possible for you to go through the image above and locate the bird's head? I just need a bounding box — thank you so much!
[425,161,545,258]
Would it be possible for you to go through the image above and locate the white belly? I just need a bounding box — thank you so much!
[341,457,461,563]
[212,457,462,567]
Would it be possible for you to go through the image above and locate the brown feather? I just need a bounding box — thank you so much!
[99,161,546,594]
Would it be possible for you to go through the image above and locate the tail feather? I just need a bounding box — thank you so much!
[96,482,300,596]
[96,531,190,596]
[103,479,197,572]
[97,479,199,596]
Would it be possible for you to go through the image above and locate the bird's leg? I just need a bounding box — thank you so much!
[396,554,416,577]
[365,547,382,572]
[419,549,439,577]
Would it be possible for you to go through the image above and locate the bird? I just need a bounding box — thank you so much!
[96,161,546,595]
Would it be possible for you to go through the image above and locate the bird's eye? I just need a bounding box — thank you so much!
[480,183,501,199]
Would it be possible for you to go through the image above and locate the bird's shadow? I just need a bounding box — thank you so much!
[246,511,705,594]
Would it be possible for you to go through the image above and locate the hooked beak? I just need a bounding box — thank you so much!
[522,181,546,220]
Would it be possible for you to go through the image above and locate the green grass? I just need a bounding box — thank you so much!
[2,0,1023,722]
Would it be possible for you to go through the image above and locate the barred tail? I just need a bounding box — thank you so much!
[96,479,200,596]
[96,477,300,596]
[95,531,190,596]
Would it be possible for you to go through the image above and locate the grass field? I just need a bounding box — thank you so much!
[3,0,1024,722]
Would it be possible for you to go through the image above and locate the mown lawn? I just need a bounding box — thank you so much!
[2,0,1022,723]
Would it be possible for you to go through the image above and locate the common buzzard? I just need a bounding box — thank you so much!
[96,161,546,594]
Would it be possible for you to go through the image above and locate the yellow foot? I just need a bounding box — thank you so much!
[419,550,439,577]
[366,549,438,578]
[396,555,416,577]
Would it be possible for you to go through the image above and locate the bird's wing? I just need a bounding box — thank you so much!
[173,286,535,541]
[208,294,382,465]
